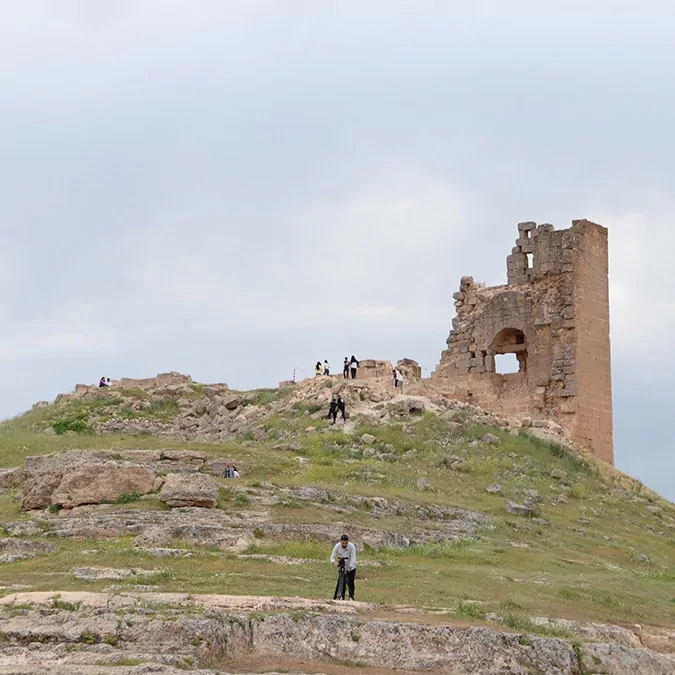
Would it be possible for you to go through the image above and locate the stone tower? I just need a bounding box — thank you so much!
[433,220,613,464]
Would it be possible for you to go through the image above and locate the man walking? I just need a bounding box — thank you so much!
[336,394,347,423]
[330,534,356,600]
[349,355,359,380]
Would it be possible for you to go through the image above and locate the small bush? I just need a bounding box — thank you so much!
[47,504,62,514]
[79,630,98,645]
[234,493,251,507]
[519,635,533,646]
[51,598,81,611]
[456,601,484,620]
[52,414,92,435]
[114,492,142,505]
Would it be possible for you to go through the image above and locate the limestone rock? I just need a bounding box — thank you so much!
[361,434,376,445]
[550,468,568,480]
[20,471,64,510]
[416,478,434,491]
[506,500,539,518]
[404,398,425,415]
[221,393,243,410]
[159,473,218,508]
[0,467,28,489]
[486,483,503,495]
[51,464,156,508]
[482,433,501,445]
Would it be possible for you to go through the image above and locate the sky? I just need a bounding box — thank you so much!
[1,1,674,499]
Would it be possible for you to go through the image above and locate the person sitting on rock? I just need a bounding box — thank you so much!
[99,376,107,388]
[331,534,356,600]
[106,377,112,387]
[315,361,323,377]
[222,460,240,478]
[343,357,350,379]
[323,360,330,376]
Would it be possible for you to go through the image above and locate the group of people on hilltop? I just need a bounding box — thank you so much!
[315,356,360,380]
[315,360,330,376]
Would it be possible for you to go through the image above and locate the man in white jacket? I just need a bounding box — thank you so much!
[330,534,356,600]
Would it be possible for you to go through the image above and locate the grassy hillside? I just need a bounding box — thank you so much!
[0,386,674,637]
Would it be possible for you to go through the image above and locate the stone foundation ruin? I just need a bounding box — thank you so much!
[433,219,613,464]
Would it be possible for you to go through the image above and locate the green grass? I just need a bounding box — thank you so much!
[0,394,673,632]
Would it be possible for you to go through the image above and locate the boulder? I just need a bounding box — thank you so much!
[159,473,218,508]
[416,478,434,492]
[361,434,376,445]
[486,483,503,495]
[20,472,64,511]
[221,393,243,411]
[482,433,501,445]
[404,398,425,415]
[0,468,28,489]
[550,469,568,480]
[506,500,539,518]
[51,464,156,508]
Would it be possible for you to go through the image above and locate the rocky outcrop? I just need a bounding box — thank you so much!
[0,593,672,674]
[20,471,64,510]
[51,464,155,509]
[0,539,54,564]
[159,474,218,508]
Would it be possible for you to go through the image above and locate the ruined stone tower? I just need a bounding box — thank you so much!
[433,220,613,464]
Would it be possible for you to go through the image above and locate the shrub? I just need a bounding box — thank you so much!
[52,414,92,435]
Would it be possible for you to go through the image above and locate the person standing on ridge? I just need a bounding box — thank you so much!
[315,361,323,377]
[324,360,330,376]
[343,357,350,379]
[330,534,356,600]
[394,368,404,390]
[350,355,359,380]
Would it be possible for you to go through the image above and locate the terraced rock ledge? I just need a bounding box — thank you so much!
[0,592,673,674]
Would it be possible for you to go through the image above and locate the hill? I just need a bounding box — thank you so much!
[0,374,673,673]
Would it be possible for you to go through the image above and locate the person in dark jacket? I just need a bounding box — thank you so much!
[337,394,347,423]
[350,356,359,380]
[327,395,339,424]
[343,357,350,379]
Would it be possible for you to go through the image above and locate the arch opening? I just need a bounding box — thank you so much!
[492,327,527,373]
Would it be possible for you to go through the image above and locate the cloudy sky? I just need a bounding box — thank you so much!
[1,1,673,498]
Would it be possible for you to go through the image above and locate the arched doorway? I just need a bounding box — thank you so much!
[491,327,527,373]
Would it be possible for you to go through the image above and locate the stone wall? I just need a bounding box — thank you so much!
[432,219,613,464]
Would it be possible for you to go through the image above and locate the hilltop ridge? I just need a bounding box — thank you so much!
[0,373,673,673]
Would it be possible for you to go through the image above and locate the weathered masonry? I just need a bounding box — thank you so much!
[433,220,613,464]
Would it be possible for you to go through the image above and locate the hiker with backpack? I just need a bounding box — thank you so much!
[331,534,356,600]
